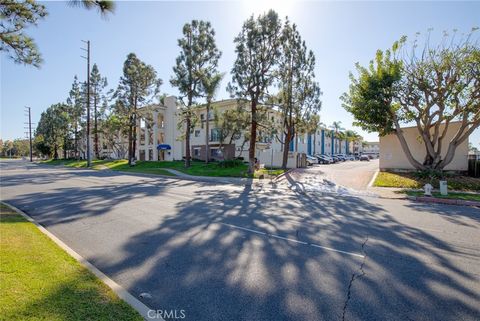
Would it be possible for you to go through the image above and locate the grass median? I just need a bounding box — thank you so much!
[374,171,480,192]
[0,203,143,321]
[404,190,480,202]
[41,159,287,179]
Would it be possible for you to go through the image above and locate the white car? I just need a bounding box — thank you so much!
[306,155,318,166]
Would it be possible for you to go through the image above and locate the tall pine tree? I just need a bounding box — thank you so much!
[228,10,282,174]
[171,20,221,168]
[114,53,161,165]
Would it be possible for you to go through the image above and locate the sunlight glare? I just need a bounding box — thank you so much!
[242,0,296,17]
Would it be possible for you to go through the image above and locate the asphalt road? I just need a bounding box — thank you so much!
[1,160,479,321]
[285,159,380,191]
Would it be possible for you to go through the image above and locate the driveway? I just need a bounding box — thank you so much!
[282,159,379,192]
[1,160,479,321]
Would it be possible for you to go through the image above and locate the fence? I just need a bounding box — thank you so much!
[468,159,480,178]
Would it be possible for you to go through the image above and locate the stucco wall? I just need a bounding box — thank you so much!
[379,122,469,171]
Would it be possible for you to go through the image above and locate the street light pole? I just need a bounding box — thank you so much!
[81,40,91,167]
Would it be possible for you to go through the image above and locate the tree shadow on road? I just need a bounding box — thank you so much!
[85,184,479,321]
[3,164,479,321]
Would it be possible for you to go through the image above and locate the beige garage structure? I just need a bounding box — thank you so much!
[380,122,469,171]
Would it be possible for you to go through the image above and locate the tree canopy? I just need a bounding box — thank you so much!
[171,20,221,167]
[342,29,480,170]
[228,10,282,174]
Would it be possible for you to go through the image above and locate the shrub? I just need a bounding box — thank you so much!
[217,159,244,168]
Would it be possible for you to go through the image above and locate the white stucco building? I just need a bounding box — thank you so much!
[379,122,469,171]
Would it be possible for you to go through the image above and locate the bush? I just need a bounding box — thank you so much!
[413,169,451,180]
[217,159,244,168]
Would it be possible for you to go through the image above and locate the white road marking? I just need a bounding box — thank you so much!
[220,222,365,258]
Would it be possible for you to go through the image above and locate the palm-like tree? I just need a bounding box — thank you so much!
[306,114,322,155]
[201,73,223,163]
[330,121,344,153]
[344,129,359,154]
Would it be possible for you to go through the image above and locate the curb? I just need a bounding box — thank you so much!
[1,202,163,321]
[406,196,480,207]
[367,170,379,188]
[273,168,295,182]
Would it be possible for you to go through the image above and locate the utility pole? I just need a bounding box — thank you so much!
[24,106,33,162]
[81,40,91,167]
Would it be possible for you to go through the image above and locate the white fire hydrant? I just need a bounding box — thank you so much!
[423,183,433,196]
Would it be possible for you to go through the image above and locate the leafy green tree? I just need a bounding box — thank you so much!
[228,10,282,174]
[66,75,84,159]
[114,53,161,165]
[342,29,480,170]
[89,63,108,159]
[277,18,321,168]
[34,134,50,157]
[102,113,128,159]
[200,73,223,163]
[12,139,30,157]
[171,20,221,168]
[0,0,47,67]
[1,0,114,67]
[35,104,70,159]
[213,104,251,158]
[1,140,14,157]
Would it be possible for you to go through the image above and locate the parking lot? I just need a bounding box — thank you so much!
[284,158,379,192]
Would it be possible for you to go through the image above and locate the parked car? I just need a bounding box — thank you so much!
[306,155,318,166]
[345,155,355,161]
[359,155,370,161]
[316,154,333,164]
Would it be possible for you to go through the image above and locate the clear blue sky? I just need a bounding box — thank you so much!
[1,1,479,147]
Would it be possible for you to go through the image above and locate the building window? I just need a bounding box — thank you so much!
[210,148,222,157]
[210,128,222,142]
[193,148,200,157]
[194,130,200,137]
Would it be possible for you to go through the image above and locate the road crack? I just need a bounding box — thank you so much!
[342,236,369,321]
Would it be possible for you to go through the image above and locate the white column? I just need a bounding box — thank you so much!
[145,118,150,160]
[153,111,158,161]
[135,117,141,160]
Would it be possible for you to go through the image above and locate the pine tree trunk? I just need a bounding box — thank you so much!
[185,116,191,168]
[248,100,257,175]
[205,103,210,164]
[75,123,79,160]
[128,116,133,165]
[282,129,292,170]
[94,94,99,159]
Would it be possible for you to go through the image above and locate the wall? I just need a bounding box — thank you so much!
[379,122,469,171]
[163,96,183,161]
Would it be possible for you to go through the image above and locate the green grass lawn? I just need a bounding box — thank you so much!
[404,190,480,202]
[374,171,480,192]
[41,159,287,179]
[0,203,143,321]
